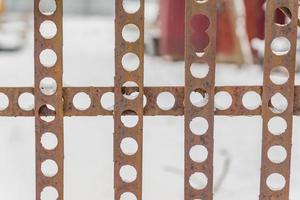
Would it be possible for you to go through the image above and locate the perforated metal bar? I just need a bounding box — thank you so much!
[114,0,144,199]
[34,0,64,199]
[184,0,217,199]
[259,0,298,199]
[4,86,300,116]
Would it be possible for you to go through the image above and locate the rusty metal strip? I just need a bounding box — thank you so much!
[3,86,300,116]
[114,0,144,199]
[184,0,217,199]
[259,0,298,199]
[34,0,64,199]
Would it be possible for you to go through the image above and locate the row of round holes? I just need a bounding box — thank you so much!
[71,91,175,112]
[120,3,141,166]
[121,0,142,73]
[0,92,56,123]
[38,0,60,199]
[119,1,142,199]
[0,89,288,115]
[190,62,290,87]
[190,89,289,113]
[190,90,263,111]
[263,6,293,192]
[187,7,211,191]
[189,113,209,190]
[38,0,58,123]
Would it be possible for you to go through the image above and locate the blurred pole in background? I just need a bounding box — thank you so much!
[0,0,5,14]
[159,0,185,60]
[244,0,265,41]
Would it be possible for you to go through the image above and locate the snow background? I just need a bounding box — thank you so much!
[0,4,300,200]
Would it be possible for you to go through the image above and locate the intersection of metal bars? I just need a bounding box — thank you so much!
[1,0,298,199]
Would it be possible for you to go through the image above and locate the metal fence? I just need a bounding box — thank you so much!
[1,0,298,199]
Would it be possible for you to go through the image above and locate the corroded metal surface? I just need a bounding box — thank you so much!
[114,0,144,199]
[3,86,300,116]
[184,0,217,199]
[0,1,299,199]
[259,0,298,199]
[34,0,64,199]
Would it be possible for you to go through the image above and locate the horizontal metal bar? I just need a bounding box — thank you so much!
[0,86,299,116]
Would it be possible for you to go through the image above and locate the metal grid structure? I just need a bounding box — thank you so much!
[1,0,299,199]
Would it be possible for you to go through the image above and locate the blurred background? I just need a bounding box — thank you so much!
[0,0,300,200]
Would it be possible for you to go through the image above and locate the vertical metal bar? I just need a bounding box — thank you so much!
[114,0,144,199]
[34,0,64,199]
[260,0,298,199]
[184,0,216,199]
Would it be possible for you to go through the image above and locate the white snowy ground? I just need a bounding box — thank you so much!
[1,16,300,200]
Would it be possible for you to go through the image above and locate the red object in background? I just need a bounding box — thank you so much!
[159,0,286,61]
[159,0,239,61]
[244,0,285,56]
[159,0,185,59]
[244,0,285,41]
[216,3,236,55]
[159,0,217,59]
[244,0,265,41]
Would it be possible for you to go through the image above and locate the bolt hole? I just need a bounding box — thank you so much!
[268,116,287,135]
[268,145,287,164]
[189,117,209,136]
[122,24,140,43]
[41,132,58,150]
[190,14,210,57]
[122,53,140,72]
[189,172,208,190]
[121,110,139,128]
[39,49,57,68]
[268,93,288,114]
[122,0,141,14]
[156,92,175,111]
[122,81,140,100]
[39,104,56,123]
[40,77,57,96]
[266,173,286,191]
[120,192,137,200]
[100,92,114,111]
[0,93,9,111]
[18,92,34,111]
[190,88,209,108]
[194,0,208,3]
[189,145,208,163]
[190,62,209,79]
[41,159,58,177]
[271,37,291,56]
[41,186,58,200]
[120,137,138,156]
[119,165,137,183]
[215,91,232,110]
[274,7,292,26]
[270,66,289,85]
[242,91,261,110]
[39,0,57,16]
[73,92,91,111]
[40,20,57,39]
